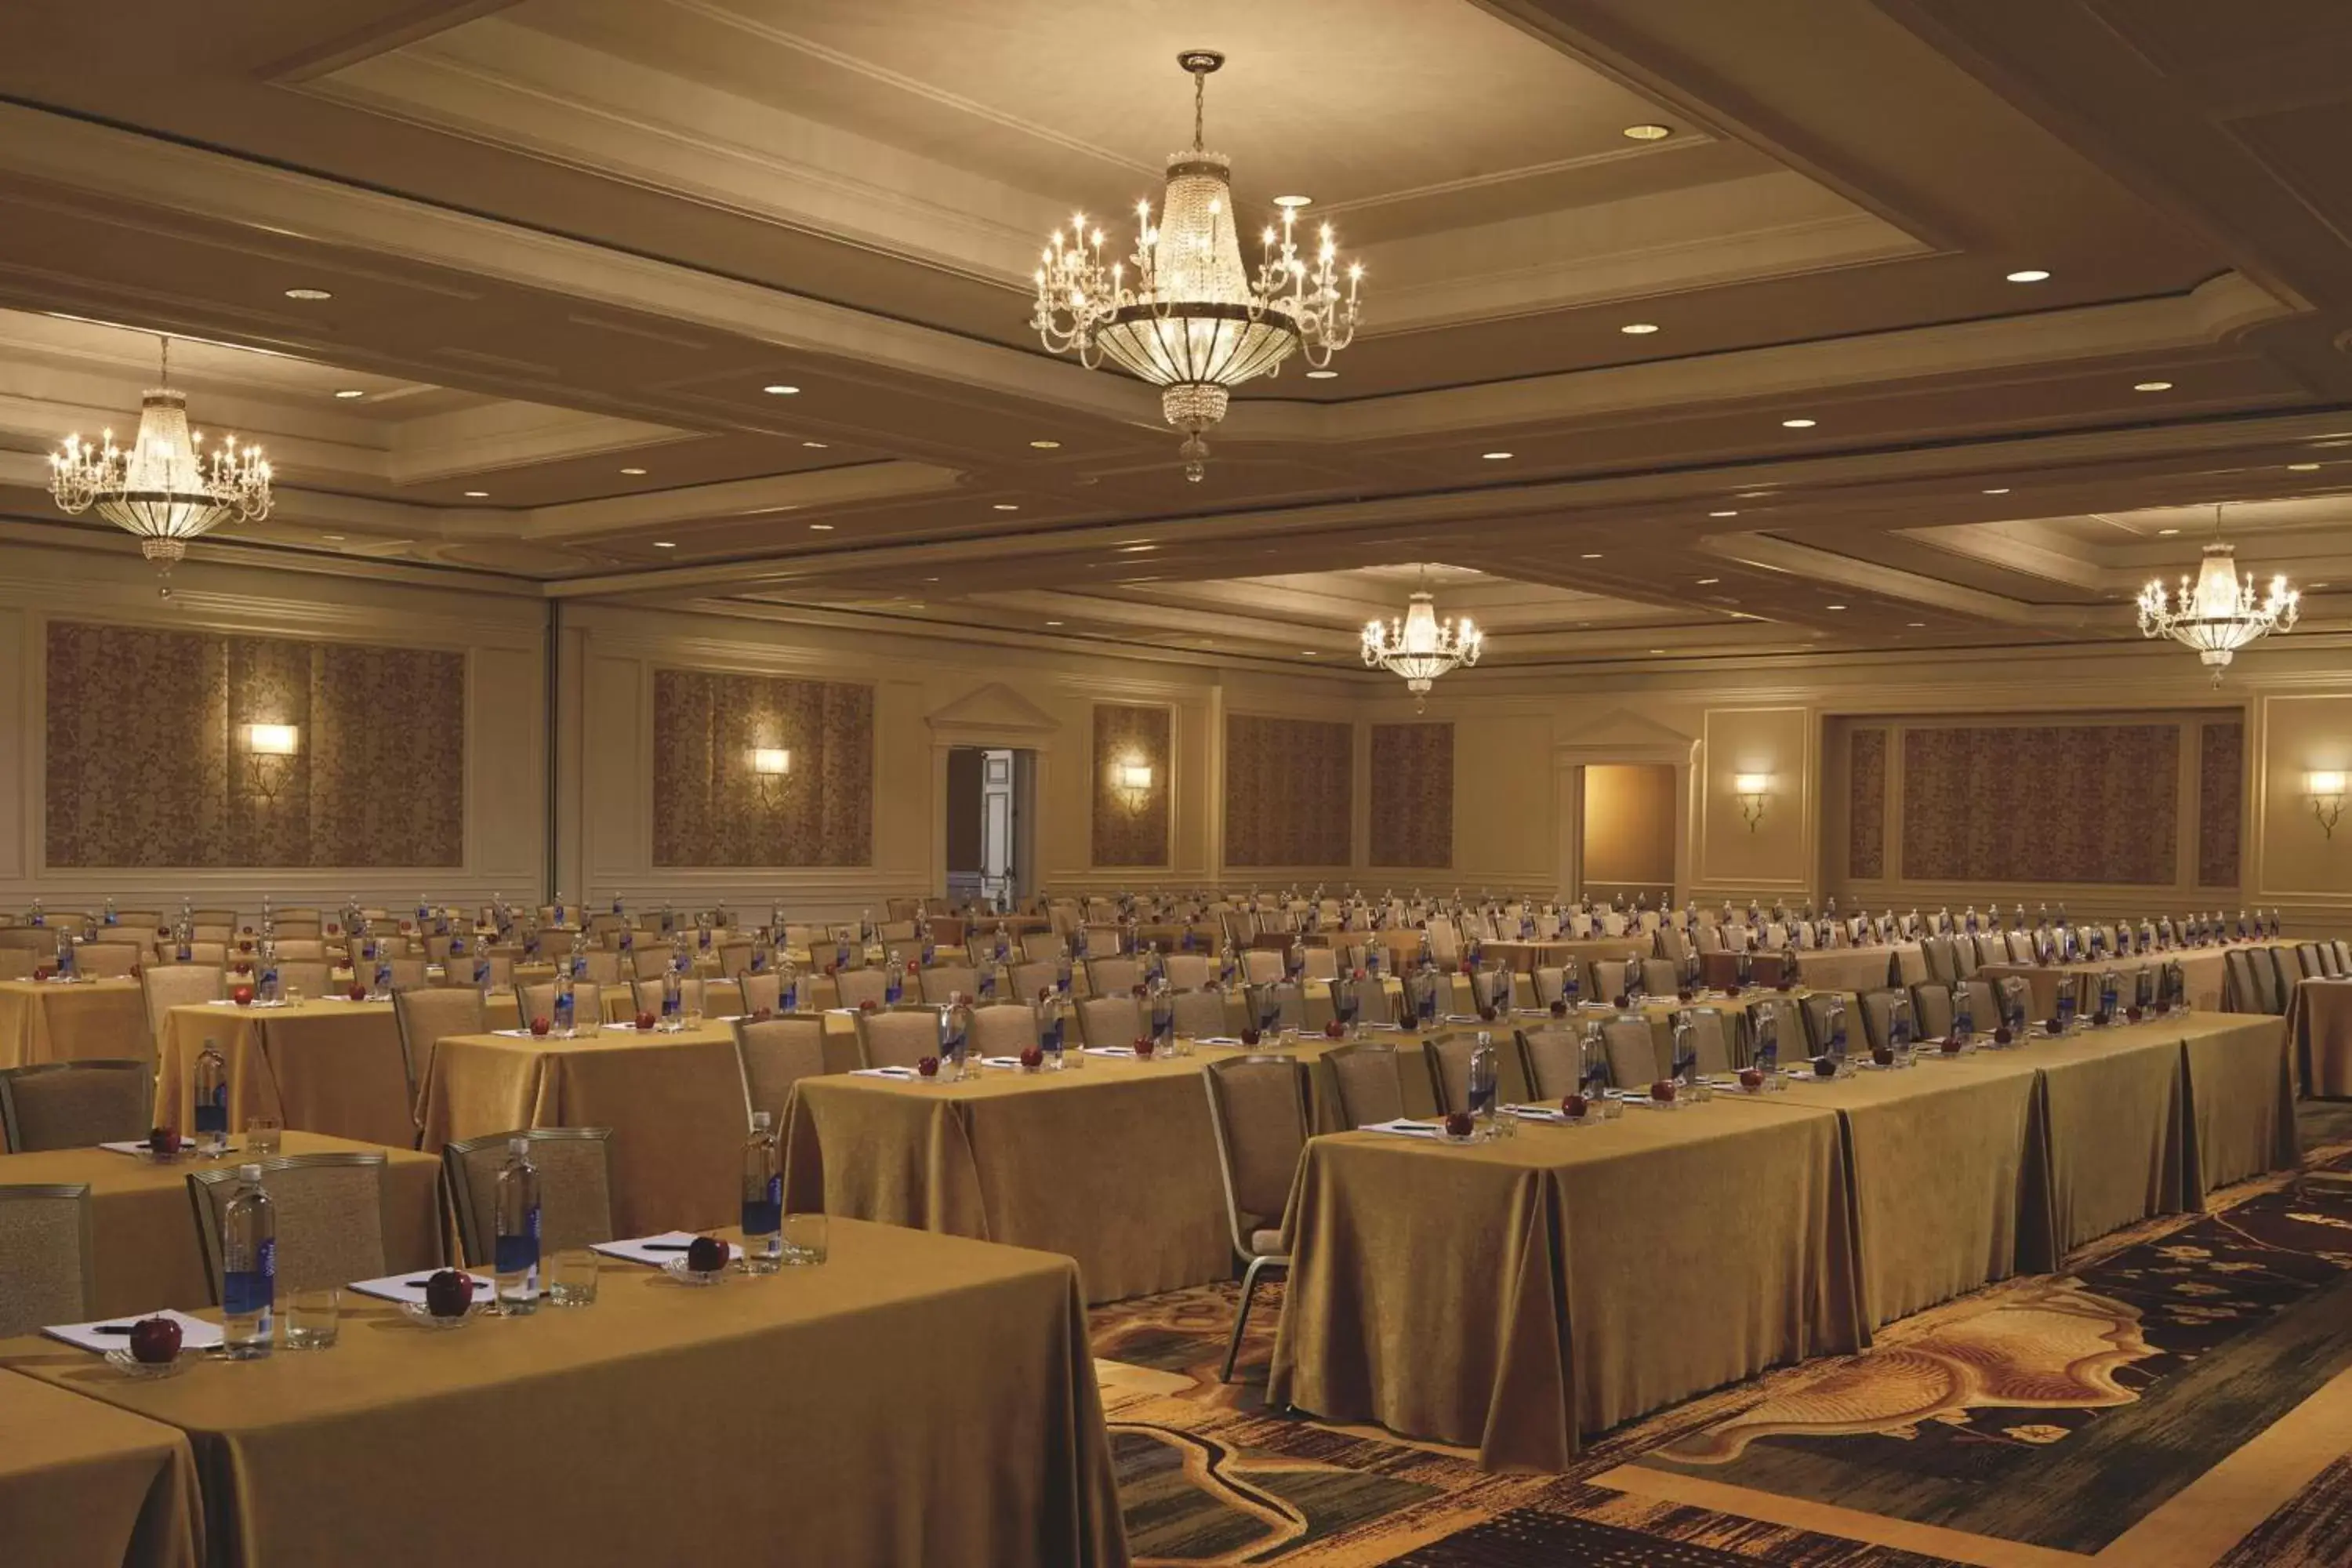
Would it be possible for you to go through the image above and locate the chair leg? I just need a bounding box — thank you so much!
[1221,1254,1283,1384]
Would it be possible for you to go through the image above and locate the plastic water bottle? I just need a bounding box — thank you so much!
[660,964,684,1029]
[2099,970,2120,1022]
[884,962,904,1006]
[1467,1033,1498,1135]
[472,952,492,992]
[27,898,42,928]
[778,956,799,1012]
[194,1037,230,1155]
[103,895,118,927]
[942,996,974,1080]
[1056,947,1075,995]
[553,973,578,1036]
[741,1112,782,1273]
[2056,975,2078,1034]
[53,930,75,982]
[1036,989,1066,1069]
[1827,998,1849,1057]
[494,1138,541,1315]
[220,1165,276,1357]
[372,959,393,1001]
[1953,985,1975,1041]
[257,942,281,1006]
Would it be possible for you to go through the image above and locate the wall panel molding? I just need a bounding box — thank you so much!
[1368,721,1454,869]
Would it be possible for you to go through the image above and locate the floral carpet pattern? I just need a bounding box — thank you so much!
[1087,1107,2352,1566]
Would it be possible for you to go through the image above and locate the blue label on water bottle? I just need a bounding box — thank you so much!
[223,1265,272,1319]
[742,1197,782,1236]
[495,1232,539,1276]
[195,1098,228,1136]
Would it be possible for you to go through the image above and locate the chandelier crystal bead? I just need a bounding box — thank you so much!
[49,337,273,592]
[1031,51,1362,482]
[2136,510,2296,681]
[1363,588,1482,711]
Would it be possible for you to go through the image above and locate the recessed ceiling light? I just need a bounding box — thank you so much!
[321,534,345,543]
[463,490,488,499]
[763,384,800,396]
[808,522,834,531]
[653,541,676,549]
[2005,269,2051,283]
[1622,124,1673,141]
[1305,368,1338,379]
[1781,417,1817,429]
[2288,462,2322,471]
[993,503,1021,511]
[2158,527,2180,535]
[2134,380,2173,392]
[2311,583,2332,590]
[1119,543,1157,553]
[283,287,333,301]
[1825,604,1847,611]
[1709,509,1739,517]
[332,388,365,400]
[1481,451,1513,460]
[1696,577,1720,585]
[924,576,939,583]
[1621,322,1660,335]
[1983,487,2010,495]
[1028,439,1062,449]
[801,441,828,448]
[1580,552,1603,560]
[1907,621,1926,628]
[1649,648,1667,655]
[619,466,648,476]
[1736,490,1773,499]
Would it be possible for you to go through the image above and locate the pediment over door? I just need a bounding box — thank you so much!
[925,681,1062,748]
[1555,709,1699,767]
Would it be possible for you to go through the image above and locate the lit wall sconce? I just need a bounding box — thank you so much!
[1733,772,1773,833]
[1114,758,1154,811]
[750,746,792,809]
[2307,771,2346,837]
[243,723,299,805]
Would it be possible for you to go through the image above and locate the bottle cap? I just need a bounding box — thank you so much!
[751,1111,772,1130]
[508,1137,530,1158]
[238,1163,263,1181]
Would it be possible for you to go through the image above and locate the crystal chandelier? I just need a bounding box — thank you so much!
[2136,505,2297,681]
[1031,50,1362,482]
[1363,577,1483,711]
[49,336,273,593]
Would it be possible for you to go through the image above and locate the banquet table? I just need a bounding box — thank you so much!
[418,1019,751,1235]
[1479,935,1652,974]
[0,1220,1128,1568]
[155,998,416,1149]
[1267,1095,1864,1471]
[1977,947,2238,1016]
[2286,975,2352,1096]
[1794,944,1918,993]
[0,1131,442,1316]
[0,977,148,1069]
[0,1369,202,1568]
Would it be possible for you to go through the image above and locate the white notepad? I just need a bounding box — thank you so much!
[347,1269,498,1305]
[592,1232,736,1267]
[45,1308,223,1354]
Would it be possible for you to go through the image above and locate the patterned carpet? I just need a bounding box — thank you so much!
[1087,1103,2352,1566]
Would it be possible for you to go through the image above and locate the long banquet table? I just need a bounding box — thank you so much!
[155,998,416,1149]
[0,977,147,1070]
[2286,974,2352,1096]
[1976,946,2244,1016]
[0,1131,443,1317]
[0,1220,1130,1568]
[0,1369,202,1568]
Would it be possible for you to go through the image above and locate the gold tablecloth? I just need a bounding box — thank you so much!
[1479,935,1651,974]
[417,1022,750,1235]
[2288,976,2352,1096]
[1268,1101,1864,1471]
[0,1221,1127,1568]
[156,1000,415,1149]
[786,1053,1231,1304]
[0,978,149,1070]
[0,1369,201,1568]
[0,1131,441,1316]
[2178,1012,2298,1196]
[1977,949,2233,1016]
[1794,946,1914,993]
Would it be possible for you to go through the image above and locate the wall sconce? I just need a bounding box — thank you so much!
[1733,772,1772,833]
[243,723,299,805]
[750,746,792,809]
[2307,771,2346,837]
[1114,758,1154,811]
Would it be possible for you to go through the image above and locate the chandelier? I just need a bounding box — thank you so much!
[1030,50,1362,482]
[1363,579,1482,711]
[49,336,273,593]
[2136,505,2296,681]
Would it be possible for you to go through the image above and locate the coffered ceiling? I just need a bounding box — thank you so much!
[1,0,2350,677]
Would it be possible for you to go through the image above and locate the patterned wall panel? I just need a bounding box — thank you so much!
[651,668,873,866]
[1369,721,1453,868]
[45,620,465,868]
[2198,721,2244,887]
[1224,713,1353,867]
[1900,723,2180,884]
[1849,727,1887,879]
[1091,703,1171,867]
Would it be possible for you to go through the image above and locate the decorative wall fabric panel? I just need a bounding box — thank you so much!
[1091,703,1171,868]
[1369,722,1453,868]
[1900,724,2179,884]
[2198,721,2244,887]
[651,669,873,867]
[1224,714,1352,867]
[45,620,464,868]
[1849,728,1887,879]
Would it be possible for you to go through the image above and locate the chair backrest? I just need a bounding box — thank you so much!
[271,938,327,961]
[1077,993,1142,1048]
[441,1129,615,1267]
[1164,953,1213,989]
[737,970,782,1013]
[1911,982,1955,1038]
[1857,987,1902,1049]
[1334,975,1392,1025]
[855,1006,942,1069]
[188,1153,388,1300]
[392,987,488,1100]
[0,1184,95,1336]
[1800,992,1854,1051]
[1171,988,1229,1040]
[1201,1056,1309,1257]
[1639,958,1680,996]
[264,960,333,999]
[2223,949,2260,1013]
[1088,956,1143,995]
[140,963,225,1039]
[1516,1026,1585,1099]
[733,1015,829,1128]
[1298,947,1339,983]
[2298,942,2329,979]
[1592,959,1632,1000]
[1019,931,1064,963]
[1421,1032,1482,1115]
[0,1061,154,1152]
[1599,1015,1660,1086]
[2336,939,2352,975]
[1243,981,1306,1033]
[1322,1043,1404,1127]
[1530,965,1569,1007]
[71,942,141,978]
[833,968,886,1009]
[1921,935,1958,984]
[969,1004,1039,1054]
[1008,960,1061,1003]
[1240,948,1286,985]
[1675,1008,1734,1076]
[919,964,980,1006]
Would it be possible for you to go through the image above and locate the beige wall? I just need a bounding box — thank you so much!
[1581,764,1676,892]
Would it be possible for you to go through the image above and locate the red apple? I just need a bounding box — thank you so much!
[1241,1027,1261,1046]
[858,999,878,1013]
[529,1015,552,1036]
[1738,1067,1766,1089]
[347,984,368,1002]
[1994,1026,2015,1045]
[1676,988,1695,1003]
[2045,1016,2065,1034]
[147,1125,177,1155]
[1775,978,1796,993]
[1611,994,1632,1010]
[824,962,839,977]
[1724,982,1744,997]
[1549,1000,1569,1017]
[2126,1005,2144,1023]
[1019,1046,1044,1069]
[916,1055,940,1078]
[1941,1035,1965,1055]
[1650,1079,1678,1103]
[129,963,142,979]
[1324,1019,1347,1039]
[752,1007,774,1022]
[1563,1092,1590,1119]
[31,966,50,982]
[635,1011,658,1031]
[129,1316,181,1365]
[156,925,171,938]
[1134,1036,1157,1059]
[2153,999,2172,1016]
[238,939,254,953]
[423,1269,474,1319]
[1812,1054,1837,1078]
[1443,1111,1475,1138]
[1871,1045,1895,1067]
[233,961,252,976]
[685,1236,730,1273]
[232,985,255,1007]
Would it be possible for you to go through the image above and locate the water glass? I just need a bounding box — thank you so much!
[285,1286,339,1349]
[547,1247,601,1307]
[782,1210,829,1266]
[245,1117,282,1156]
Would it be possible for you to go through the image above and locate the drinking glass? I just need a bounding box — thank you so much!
[548,1247,601,1307]
[782,1210,829,1266]
[245,1116,282,1156]
[285,1286,339,1349]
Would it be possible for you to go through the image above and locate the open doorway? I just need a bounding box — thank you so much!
[1580,762,1676,907]
[945,746,1035,910]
